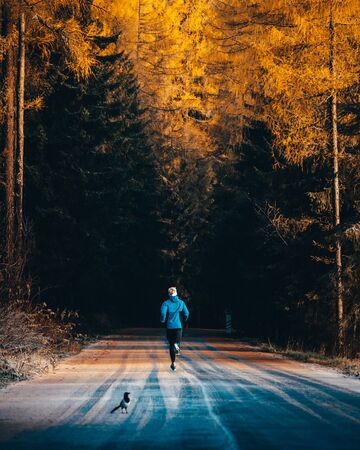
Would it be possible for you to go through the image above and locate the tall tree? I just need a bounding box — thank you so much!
[254,0,360,352]
[2,1,17,268]
[16,11,25,248]
[0,0,99,297]
[94,0,220,300]
[25,35,161,321]
[329,0,344,349]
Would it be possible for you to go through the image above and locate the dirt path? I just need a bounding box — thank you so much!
[0,328,359,450]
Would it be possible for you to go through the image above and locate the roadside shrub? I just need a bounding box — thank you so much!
[0,300,85,383]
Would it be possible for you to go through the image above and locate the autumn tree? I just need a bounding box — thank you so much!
[0,0,98,298]
[254,0,360,353]
[93,0,220,299]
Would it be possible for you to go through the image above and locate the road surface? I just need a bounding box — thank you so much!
[0,329,359,450]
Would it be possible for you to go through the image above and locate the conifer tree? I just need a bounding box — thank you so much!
[94,0,219,299]
[0,0,99,298]
[25,33,160,317]
[254,0,360,352]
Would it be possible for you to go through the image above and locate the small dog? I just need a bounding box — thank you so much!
[111,392,131,414]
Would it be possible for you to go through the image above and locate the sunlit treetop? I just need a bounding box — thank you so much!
[261,1,359,165]
[0,0,99,78]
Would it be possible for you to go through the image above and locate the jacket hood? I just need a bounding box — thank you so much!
[169,295,179,302]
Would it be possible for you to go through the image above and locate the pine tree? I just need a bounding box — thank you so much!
[0,0,99,298]
[25,35,161,319]
[95,1,220,303]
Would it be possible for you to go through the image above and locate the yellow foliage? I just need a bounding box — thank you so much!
[93,0,218,152]
[89,0,359,161]
[254,0,360,164]
[24,0,99,78]
[25,97,45,111]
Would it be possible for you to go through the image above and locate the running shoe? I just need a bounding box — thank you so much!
[174,343,180,355]
[170,363,176,371]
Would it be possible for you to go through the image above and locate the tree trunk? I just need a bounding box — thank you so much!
[136,0,142,62]
[16,12,25,248]
[2,2,17,269]
[329,2,344,353]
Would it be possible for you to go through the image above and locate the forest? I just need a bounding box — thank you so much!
[0,0,359,361]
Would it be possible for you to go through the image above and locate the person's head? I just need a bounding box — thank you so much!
[168,286,177,297]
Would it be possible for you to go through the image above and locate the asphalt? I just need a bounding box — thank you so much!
[0,328,359,450]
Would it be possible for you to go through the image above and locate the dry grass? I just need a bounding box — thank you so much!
[262,339,360,377]
[0,300,86,386]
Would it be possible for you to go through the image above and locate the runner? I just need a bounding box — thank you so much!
[160,287,189,371]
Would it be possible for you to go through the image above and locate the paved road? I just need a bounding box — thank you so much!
[0,329,359,450]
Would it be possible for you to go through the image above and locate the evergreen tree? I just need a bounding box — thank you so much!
[0,0,99,299]
[25,37,161,322]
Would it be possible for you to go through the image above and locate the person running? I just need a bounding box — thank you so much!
[160,287,189,371]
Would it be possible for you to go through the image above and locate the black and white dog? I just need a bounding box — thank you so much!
[111,392,131,414]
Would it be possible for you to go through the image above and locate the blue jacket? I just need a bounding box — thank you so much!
[160,295,189,329]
